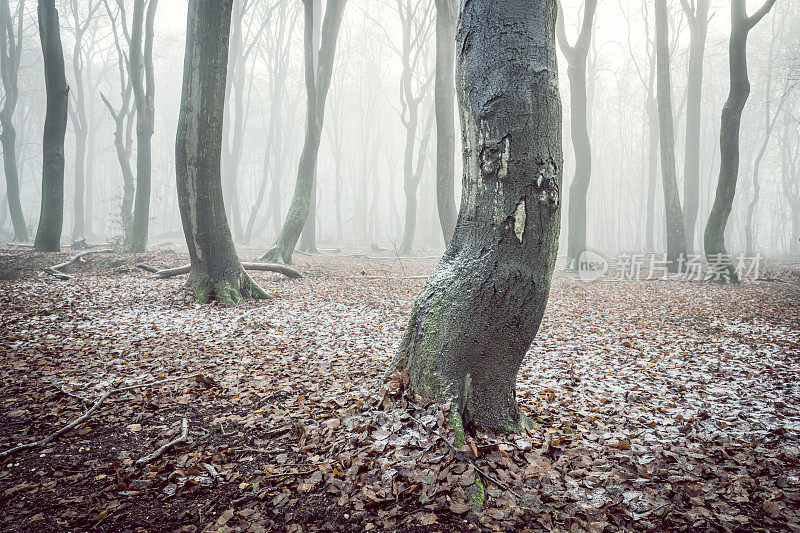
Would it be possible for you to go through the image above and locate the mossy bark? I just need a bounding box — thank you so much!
[394,0,563,432]
[175,0,269,305]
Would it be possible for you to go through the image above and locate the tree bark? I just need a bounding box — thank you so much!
[393,0,562,431]
[434,0,456,246]
[261,0,346,264]
[679,0,709,253]
[34,0,69,252]
[299,0,322,254]
[175,0,269,305]
[704,0,777,282]
[127,0,157,253]
[655,0,687,271]
[556,0,596,267]
[0,0,28,242]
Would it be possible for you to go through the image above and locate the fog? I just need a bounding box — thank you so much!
[2,0,799,259]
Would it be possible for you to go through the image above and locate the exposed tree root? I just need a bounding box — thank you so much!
[136,417,189,465]
[190,269,273,305]
[142,262,302,280]
[0,375,199,460]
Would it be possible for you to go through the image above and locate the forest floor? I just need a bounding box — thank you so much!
[0,247,799,532]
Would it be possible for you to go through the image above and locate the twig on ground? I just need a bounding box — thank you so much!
[137,417,189,465]
[0,374,199,460]
[407,414,522,499]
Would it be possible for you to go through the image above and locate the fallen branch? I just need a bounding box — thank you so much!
[43,268,72,280]
[142,262,303,280]
[136,264,159,274]
[136,417,189,465]
[50,248,113,273]
[0,374,199,460]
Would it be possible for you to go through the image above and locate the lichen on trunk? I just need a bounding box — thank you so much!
[393,0,562,432]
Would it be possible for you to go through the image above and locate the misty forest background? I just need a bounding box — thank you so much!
[2,0,799,259]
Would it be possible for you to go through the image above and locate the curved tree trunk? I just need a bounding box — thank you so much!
[262,0,346,264]
[655,0,687,272]
[34,0,69,252]
[680,0,709,253]
[175,0,268,306]
[557,0,596,267]
[127,0,157,253]
[0,0,28,242]
[704,0,777,282]
[394,0,562,431]
[434,0,457,246]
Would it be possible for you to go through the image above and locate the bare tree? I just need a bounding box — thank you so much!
[393,0,563,431]
[34,0,69,252]
[100,0,136,237]
[557,0,597,267]
[127,0,157,252]
[175,0,269,305]
[679,0,709,252]
[781,117,800,256]
[744,13,789,256]
[67,0,101,241]
[704,0,777,281]
[0,0,27,241]
[261,0,347,264]
[433,0,456,245]
[655,0,687,271]
[396,0,433,256]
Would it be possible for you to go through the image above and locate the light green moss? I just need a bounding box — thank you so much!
[448,409,466,447]
[468,473,485,507]
[195,279,212,304]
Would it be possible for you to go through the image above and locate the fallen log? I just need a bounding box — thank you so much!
[143,262,303,280]
[49,248,113,273]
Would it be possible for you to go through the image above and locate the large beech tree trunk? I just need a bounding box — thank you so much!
[434,0,456,246]
[262,0,346,264]
[556,0,596,267]
[175,0,268,306]
[34,0,68,252]
[127,0,157,253]
[0,0,27,242]
[655,0,687,271]
[394,0,562,431]
[680,0,709,253]
[704,0,777,282]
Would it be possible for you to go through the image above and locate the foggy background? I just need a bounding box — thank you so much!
[2,0,799,258]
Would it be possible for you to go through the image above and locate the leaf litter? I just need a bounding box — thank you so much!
[0,249,798,532]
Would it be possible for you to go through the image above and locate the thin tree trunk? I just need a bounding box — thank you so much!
[679,0,709,253]
[175,0,268,305]
[704,0,777,281]
[127,0,157,253]
[299,0,322,253]
[557,0,596,267]
[655,0,687,271]
[34,0,69,252]
[393,0,562,431]
[434,0,456,246]
[261,0,346,264]
[0,0,28,241]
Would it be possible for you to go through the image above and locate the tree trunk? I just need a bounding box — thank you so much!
[127,0,157,253]
[0,0,28,242]
[434,0,457,246]
[393,0,562,431]
[261,0,346,264]
[680,0,709,253]
[655,0,686,272]
[704,0,777,281]
[175,0,269,306]
[557,0,596,267]
[34,0,68,252]
[645,94,658,251]
[299,0,322,254]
